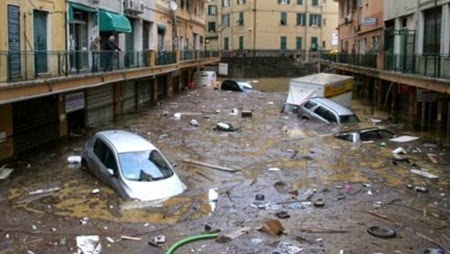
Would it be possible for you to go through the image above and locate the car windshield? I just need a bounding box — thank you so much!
[118,150,174,181]
[340,114,360,123]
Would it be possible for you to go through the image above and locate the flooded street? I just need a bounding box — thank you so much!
[0,80,449,254]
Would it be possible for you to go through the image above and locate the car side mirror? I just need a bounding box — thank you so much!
[107,168,115,176]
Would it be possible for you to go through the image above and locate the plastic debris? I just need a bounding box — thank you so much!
[230,108,238,115]
[67,156,82,164]
[0,165,14,180]
[277,242,303,254]
[389,136,419,143]
[251,238,264,245]
[153,235,166,244]
[173,113,181,120]
[367,190,373,195]
[268,167,281,171]
[92,189,100,194]
[29,187,60,195]
[215,122,236,131]
[392,147,407,155]
[76,235,101,254]
[106,237,115,243]
[190,119,199,127]
[415,186,428,193]
[208,188,219,213]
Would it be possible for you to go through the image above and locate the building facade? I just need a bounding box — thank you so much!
[206,0,339,55]
[0,0,215,161]
[331,0,450,137]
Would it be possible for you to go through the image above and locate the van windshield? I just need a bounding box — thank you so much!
[340,114,360,123]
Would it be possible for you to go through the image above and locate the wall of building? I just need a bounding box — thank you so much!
[215,0,338,51]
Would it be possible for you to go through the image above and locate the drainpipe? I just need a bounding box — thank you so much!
[253,0,256,56]
[304,0,308,60]
[434,0,438,77]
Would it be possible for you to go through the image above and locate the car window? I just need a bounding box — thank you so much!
[340,114,360,123]
[93,139,118,171]
[118,150,174,181]
[304,101,317,109]
[360,130,381,141]
[314,106,337,123]
[378,130,395,139]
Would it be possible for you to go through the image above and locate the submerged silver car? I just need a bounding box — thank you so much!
[82,130,186,201]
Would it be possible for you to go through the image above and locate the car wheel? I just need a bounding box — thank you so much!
[81,158,88,171]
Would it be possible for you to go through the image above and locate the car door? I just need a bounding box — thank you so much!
[313,106,337,123]
[92,139,118,188]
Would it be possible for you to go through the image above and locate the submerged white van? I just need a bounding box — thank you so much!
[192,71,217,88]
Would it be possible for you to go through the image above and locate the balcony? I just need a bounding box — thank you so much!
[322,52,450,80]
[0,49,220,83]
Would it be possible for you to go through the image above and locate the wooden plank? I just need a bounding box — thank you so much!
[183,159,239,173]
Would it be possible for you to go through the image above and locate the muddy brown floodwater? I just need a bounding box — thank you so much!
[0,80,449,254]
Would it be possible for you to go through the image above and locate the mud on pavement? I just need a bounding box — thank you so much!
[0,86,449,254]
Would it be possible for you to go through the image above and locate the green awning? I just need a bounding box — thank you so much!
[68,2,97,23]
[99,10,132,33]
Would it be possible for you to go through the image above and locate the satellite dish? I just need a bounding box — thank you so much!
[169,1,178,11]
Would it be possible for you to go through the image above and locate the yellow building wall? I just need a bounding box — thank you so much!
[0,0,66,82]
[217,0,338,51]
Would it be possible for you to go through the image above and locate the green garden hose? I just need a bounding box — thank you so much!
[165,232,220,254]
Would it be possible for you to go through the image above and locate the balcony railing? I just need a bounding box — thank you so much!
[0,49,220,83]
[321,52,450,80]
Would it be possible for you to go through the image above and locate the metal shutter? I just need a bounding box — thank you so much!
[86,85,114,127]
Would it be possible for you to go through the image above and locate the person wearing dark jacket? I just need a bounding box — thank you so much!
[103,35,121,72]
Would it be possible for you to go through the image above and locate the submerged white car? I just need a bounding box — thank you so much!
[82,130,186,201]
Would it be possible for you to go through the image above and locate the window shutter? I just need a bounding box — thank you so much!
[303,13,306,25]
[278,0,282,4]
[318,15,322,26]
[297,0,303,4]
[309,14,313,26]
[287,0,291,4]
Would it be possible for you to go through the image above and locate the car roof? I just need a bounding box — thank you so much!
[97,130,156,153]
[308,97,354,115]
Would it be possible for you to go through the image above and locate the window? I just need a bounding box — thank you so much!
[93,139,118,171]
[238,12,244,26]
[237,0,246,4]
[222,14,230,27]
[208,5,217,16]
[239,36,244,50]
[297,0,303,4]
[280,12,287,25]
[118,150,174,181]
[309,14,322,26]
[311,36,318,50]
[296,37,303,50]
[322,40,326,49]
[314,106,337,123]
[280,36,287,50]
[223,0,230,7]
[296,13,306,26]
[224,37,229,50]
[304,100,317,109]
[423,7,441,54]
[312,0,318,6]
[278,0,291,4]
[208,22,216,32]
[323,18,326,26]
